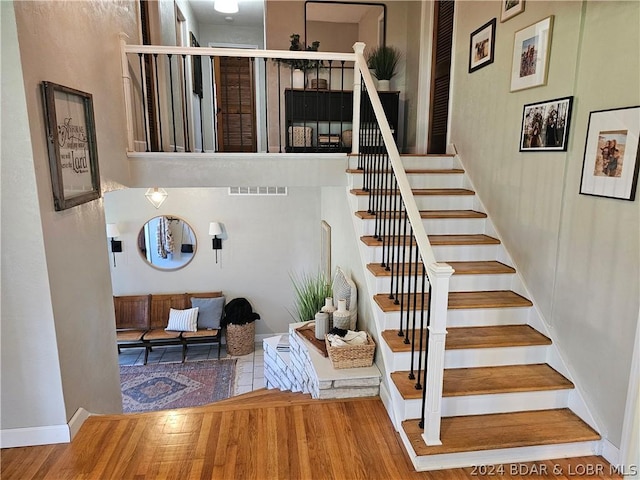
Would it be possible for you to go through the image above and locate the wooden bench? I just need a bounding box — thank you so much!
[114,292,224,364]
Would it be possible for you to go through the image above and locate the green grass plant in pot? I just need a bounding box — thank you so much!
[366,45,402,91]
[290,270,332,322]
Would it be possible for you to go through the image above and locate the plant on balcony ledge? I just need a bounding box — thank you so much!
[282,33,322,72]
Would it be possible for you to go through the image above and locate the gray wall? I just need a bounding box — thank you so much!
[450,1,639,447]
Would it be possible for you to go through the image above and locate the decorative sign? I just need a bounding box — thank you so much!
[42,81,100,211]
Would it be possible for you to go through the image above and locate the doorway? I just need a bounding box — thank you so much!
[427,0,454,154]
[213,55,257,152]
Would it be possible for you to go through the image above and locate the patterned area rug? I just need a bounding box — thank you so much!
[120,359,236,413]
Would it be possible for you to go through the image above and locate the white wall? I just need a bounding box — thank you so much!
[449,1,639,448]
[105,187,322,336]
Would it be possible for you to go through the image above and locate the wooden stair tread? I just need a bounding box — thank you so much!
[360,234,500,246]
[374,291,532,312]
[350,188,475,196]
[346,168,464,174]
[368,261,515,277]
[355,210,487,219]
[391,364,574,400]
[382,325,551,353]
[402,408,600,455]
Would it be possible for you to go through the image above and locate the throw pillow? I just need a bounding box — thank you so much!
[332,266,358,328]
[165,307,199,332]
[191,296,225,330]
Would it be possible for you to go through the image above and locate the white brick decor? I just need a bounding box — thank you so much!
[263,322,381,400]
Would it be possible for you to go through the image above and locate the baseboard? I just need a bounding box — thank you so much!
[0,423,70,448]
[68,407,92,441]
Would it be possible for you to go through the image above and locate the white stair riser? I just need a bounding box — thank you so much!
[370,273,514,295]
[404,436,600,472]
[380,342,548,372]
[354,194,474,211]
[378,307,530,330]
[349,173,465,190]
[366,244,499,263]
[358,217,486,236]
[393,387,571,421]
[348,156,455,170]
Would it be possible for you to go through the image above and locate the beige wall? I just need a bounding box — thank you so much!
[450,1,639,447]
[9,0,141,426]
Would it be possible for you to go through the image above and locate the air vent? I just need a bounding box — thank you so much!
[228,186,288,196]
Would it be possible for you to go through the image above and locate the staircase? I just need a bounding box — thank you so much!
[346,153,601,471]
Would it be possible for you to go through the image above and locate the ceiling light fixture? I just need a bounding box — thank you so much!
[214,0,238,14]
[145,187,168,209]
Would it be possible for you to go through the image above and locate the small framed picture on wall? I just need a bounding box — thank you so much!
[519,96,573,152]
[579,106,640,201]
[510,16,554,92]
[469,18,496,73]
[501,0,525,22]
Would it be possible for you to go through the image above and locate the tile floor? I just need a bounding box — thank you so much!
[117,342,265,396]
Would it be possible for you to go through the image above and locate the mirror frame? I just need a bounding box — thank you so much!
[304,1,387,53]
[137,215,197,271]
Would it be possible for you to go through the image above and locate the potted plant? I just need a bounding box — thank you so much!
[366,45,402,91]
[282,34,323,88]
[290,270,331,322]
[223,297,260,356]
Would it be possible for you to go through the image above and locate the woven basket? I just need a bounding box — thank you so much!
[324,333,375,369]
[226,322,255,356]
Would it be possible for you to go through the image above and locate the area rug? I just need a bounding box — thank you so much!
[119,359,236,413]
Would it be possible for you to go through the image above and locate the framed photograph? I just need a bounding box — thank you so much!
[41,81,101,211]
[520,96,573,152]
[510,16,553,92]
[579,106,640,201]
[469,18,496,73]
[501,0,525,22]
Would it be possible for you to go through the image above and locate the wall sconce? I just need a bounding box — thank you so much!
[209,222,223,263]
[214,0,238,14]
[106,223,122,267]
[145,187,168,209]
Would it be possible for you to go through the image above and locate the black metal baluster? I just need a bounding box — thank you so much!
[168,54,177,152]
[388,175,399,300]
[415,263,427,390]
[398,202,408,336]
[210,56,217,151]
[138,53,150,152]
[238,57,244,151]
[181,54,190,152]
[380,153,391,269]
[409,243,420,378]
[404,223,414,345]
[153,53,164,152]
[327,60,333,150]
[264,58,269,153]
[224,60,230,151]
[315,62,320,150]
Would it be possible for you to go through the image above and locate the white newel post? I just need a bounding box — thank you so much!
[351,42,365,155]
[422,262,454,446]
[119,33,135,153]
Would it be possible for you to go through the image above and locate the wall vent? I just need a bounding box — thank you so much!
[228,187,288,196]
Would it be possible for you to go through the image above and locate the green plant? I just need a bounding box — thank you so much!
[366,45,402,80]
[282,33,322,71]
[289,270,332,322]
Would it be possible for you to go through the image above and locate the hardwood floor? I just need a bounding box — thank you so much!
[1,392,618,479]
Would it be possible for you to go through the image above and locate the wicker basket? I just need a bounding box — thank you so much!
[226,322,256,356]
[324,333,375,369]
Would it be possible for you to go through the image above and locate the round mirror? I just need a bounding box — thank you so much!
[137,216,197,270]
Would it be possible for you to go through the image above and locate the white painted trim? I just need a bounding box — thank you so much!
[68,407,92,441]
[415,1,435,154]
[0,424,70,448]
[600,438,620,467]
[619,309,640,477]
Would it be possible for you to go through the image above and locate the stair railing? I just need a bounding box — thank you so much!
[353,42,454,446]
[118,37,359,154]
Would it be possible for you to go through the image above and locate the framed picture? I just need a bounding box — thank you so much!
[41,81,101,211]
[510,16,553,92]
[501,0,525,22]
[579,106,640,201]
[520,96,573,152]
[190,32,203,98]
[469,18,496,73]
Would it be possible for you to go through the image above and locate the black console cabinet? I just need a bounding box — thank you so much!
[284,89,400,152]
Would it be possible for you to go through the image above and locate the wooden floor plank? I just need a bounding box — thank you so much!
[1,394,616,479]
[382,325,551,353]
[368,261,515,277]
[361,234,500,247]
[374,291,532,312]
[356,209,487,219]
[391,364,574,400]
[402,409,600,456]
[351,188,475,196]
